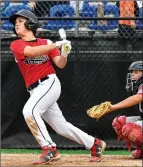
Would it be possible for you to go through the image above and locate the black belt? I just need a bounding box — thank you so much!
[27,76,49,91]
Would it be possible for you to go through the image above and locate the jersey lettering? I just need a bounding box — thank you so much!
[24,55,49,64]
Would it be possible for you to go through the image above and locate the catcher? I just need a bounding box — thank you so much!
[87,61,143,159]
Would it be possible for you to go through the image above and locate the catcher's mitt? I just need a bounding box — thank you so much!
[87,101,111,120]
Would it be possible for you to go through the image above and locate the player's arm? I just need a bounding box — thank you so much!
[53,56,67,69]
[24,44,57,57]
[24,40,69,57]
[110,94,143,111]
[50,40,71,69]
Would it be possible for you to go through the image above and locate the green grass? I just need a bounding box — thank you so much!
[1,149,130,155]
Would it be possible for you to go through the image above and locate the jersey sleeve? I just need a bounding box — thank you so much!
[10,40,28,61]
[48,48,61,59]
[137,85,143,95]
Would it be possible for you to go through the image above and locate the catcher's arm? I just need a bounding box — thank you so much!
[110,94,142,111]
[87,94,142,120]
[87,101,112,120]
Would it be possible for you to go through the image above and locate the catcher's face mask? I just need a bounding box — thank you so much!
[126,70,143,91]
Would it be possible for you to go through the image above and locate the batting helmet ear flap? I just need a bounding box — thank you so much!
[24,19,39,32]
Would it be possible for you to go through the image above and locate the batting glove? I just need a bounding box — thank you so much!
[55,40,71,48]
[61,42,72,57]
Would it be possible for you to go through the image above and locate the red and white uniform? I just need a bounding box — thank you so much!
[10,38,60,87]
[10,38,95,148]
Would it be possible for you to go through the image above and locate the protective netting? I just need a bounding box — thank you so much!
[1,0,143,37]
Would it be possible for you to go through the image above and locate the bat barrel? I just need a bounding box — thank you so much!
[59,28,66,40]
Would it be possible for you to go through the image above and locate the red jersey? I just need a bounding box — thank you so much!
[137,84,143,95]
[10,38,60,87]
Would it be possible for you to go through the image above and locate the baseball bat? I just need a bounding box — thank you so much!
[58,28,67,40]
[58,28,71,53]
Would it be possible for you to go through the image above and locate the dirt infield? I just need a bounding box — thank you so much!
[1,154,142,167]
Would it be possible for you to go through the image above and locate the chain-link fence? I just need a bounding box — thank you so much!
[1,0,143,37]
[1,0,143,149]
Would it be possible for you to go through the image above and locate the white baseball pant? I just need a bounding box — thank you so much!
[126,116,142,128]
[23,74,95,149]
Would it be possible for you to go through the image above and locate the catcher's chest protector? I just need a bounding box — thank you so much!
[133,83,143,120]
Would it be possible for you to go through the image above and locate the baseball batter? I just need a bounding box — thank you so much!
[9,10,106,165]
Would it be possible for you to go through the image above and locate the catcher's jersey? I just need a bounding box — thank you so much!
[136,84,143,119]
[10,38,60,87]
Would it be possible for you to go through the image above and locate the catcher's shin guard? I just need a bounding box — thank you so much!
[32,146,61,165]
[90,138,106,162]
[112,116,126,141]
[122,122,143,151]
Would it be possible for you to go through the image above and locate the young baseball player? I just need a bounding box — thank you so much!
[87,61,143,159]
[111,61,143,159]
[9,9,106,165]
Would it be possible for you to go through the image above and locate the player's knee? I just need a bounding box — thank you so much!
[112,116,126,133]
[122,122,143,144]
[112,116,126,140]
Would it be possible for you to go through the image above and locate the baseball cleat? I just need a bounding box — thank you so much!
[90,138,106,162]
[130,149,143,159]
[32,146,61,165]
